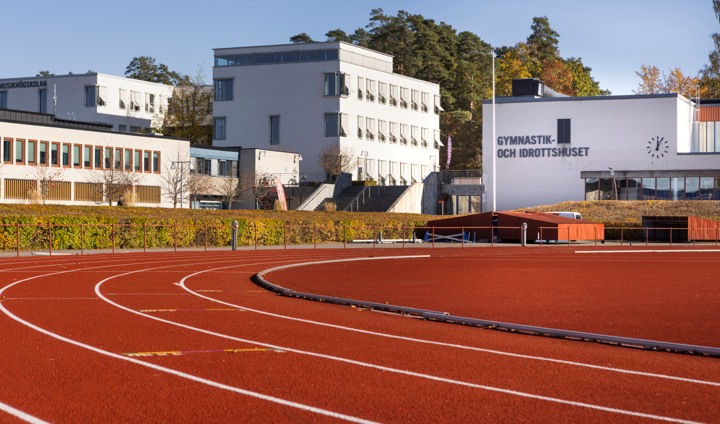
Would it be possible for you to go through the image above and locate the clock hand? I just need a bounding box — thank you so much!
[656,139,660,150]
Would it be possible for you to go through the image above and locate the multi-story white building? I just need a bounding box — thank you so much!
[0,73,174,133]
[482,79,720,211]
[0,109,189,207]
[212,42,442,185]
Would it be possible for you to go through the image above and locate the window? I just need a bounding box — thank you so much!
[85,86,105,107]
[104,147,112,169]
[94,146,102,168]
[411,90,419,111]
[218,160,227,177]
[114,148,122,169]
[378,120,388,142]
[214,117,226,140]
[39,89,47,113]
[152,152,160,173]
[421,92,429,112]
[357,77,364,100]
[2,138,10,163]
[366,118,376,141]
[39,141,48,165]
[434,95,443,114]
[203,159,212,176]
[143,151,150,172]
[130,91,142,111]
[270,115,280,145]
[62,144,70,167]
[84,145,92,167]
[557,119,571,144]
[124,149,132,171]
[324,113,348,137]
[51,143,59,166]
[389,85,398,106]
[130,126,142,133]
[15,139,24,164]
[411,126,419,146]
[421,128,429,148]
[214,79,234,101]
[434,130,442,149]
[378,82,387,104]
[323,72,349,96]
[119,89,128,109]
[357,115,364,139]
[0,91,7,109]
[400,124,409,144]
[389,122,398,143]
[73,145,81,167]
[145,93,155,113]
[366,79,376,102]
[400,87,409,109]
[119,125,127,132]
[134,150,141,171]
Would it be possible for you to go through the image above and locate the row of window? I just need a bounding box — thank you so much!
[585,176,720,201]
[355,116,440,148]
[213,114,441,149]
[323,72,442,114]
[0,90,47,113]
[84,85,168,114]
[215,49,340,67]
[191,157,238,177]
[357,158,431,184]
[1,137,161,173]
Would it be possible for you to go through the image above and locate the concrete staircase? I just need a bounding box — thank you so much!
[316,185,408,212]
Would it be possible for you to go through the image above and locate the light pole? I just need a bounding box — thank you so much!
[171,160,191,208]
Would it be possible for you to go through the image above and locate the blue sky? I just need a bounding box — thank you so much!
[4,0,716,95]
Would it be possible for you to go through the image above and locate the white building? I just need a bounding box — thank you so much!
[1,110,189,207]
[482,79,720,211]
[0,73,174,133]
[212,42,442,185]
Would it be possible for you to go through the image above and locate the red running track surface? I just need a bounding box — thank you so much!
[0,246,719,423]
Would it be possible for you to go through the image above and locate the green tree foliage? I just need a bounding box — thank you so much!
[125,56,189,86]
[290,33,315,43]
[307,10,606,170]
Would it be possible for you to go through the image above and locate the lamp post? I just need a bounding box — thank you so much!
[171,160,191,208]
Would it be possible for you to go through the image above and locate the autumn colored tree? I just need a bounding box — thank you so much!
[700,0,720,97]
[634,65,664,94]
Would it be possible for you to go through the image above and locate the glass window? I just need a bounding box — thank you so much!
[656,178,671,200]
[119,89,127,109]
[642,177,656,200]
[51,143,59,166]
[700,177,714,200]
[114,148,122,169]
[0,91,7,109]
[400,88,409,108]
[214,79,233,101]
[378,83,388,104]
[85,86,96,107]
[94,147,102,168]
[83,145,91,167]
[389,122,398,143]
[62,144,70,166]
[389,85,398,106]
[584,178,599,200]
[378,120,388,142]
[152,152,160,173]
[214,117,226,140]
[323,72,348,97]
[104,147,112,169]
[131,91,142,111]
[73,145,81,167]
[421,92,429,112]
[134,150,141,171]
[124,150,131,171]
[625,177,642,200]
[357,77,364,100]
[203,159,212,176]
[324,113,347,137]
[145,93,155,113]
[366,79,376,102]
[143,151,150,171]
[685,177,700,200]
[557,119,571,144]
[357,115,364,139]
[671,177,685,200]
[366,118,376,140]
[411,90,419,110]
[270,115,280,145]
[14,139,24,163]
[39,141,48,165]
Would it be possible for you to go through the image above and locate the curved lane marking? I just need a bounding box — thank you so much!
[93,260,706,423]
[0,401,49,424]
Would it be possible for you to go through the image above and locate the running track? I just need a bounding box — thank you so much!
[1,247,719,423]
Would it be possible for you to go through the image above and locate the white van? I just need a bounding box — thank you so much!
[546,211,582,220]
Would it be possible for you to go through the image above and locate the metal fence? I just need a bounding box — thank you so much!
[1,223,718,256]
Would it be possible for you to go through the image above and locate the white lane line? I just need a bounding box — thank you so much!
[185,262,720,389]
[576,249,720,254]
[1,255,375,424]
[0,401,50,424]
[96,262,703,423]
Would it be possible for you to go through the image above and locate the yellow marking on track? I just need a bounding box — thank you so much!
[139,309,177,312]
[123,347,284,357]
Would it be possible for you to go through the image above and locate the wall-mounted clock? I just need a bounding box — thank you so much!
[647,136,668,158]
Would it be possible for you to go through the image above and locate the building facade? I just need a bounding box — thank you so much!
[0,110,189,207]
[212,42,442,185]
[482,81,720,211]
[0,73,174,133]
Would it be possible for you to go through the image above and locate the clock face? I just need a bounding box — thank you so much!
[647,136,669,158]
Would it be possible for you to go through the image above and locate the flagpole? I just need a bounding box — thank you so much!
[491,53,497,212]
